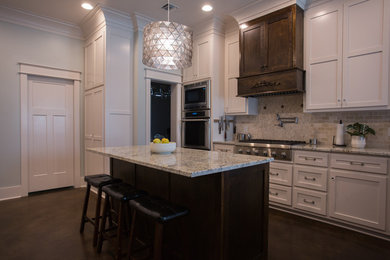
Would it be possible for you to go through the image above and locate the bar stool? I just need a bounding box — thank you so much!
[80,174,122,247]
[127,196,189,260]
[97,182,147,260]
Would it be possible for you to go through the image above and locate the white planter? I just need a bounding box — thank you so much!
[351,136,366,149]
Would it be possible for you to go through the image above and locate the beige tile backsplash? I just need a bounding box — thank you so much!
[235,94,390,148]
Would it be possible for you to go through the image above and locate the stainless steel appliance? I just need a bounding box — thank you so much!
[234,139,305,161]
[182,80,210,110]
[181,110,211,150]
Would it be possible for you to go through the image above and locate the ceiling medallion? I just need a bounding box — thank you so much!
[142,1,193,70]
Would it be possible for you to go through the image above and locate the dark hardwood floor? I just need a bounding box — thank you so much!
[0,188,389,260]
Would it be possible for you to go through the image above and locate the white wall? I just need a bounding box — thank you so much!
[0,21,84,188]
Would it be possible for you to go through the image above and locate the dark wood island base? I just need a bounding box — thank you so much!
[111,158,269,260]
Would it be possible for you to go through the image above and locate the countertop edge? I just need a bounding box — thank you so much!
[88,148,273,178]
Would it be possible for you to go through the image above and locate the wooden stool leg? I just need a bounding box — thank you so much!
[97,195,110,253]
[116,201,124,260]
[93,188,103,247]
[127,210,137,260]
[153,222,164,260]
[80,184,91,233]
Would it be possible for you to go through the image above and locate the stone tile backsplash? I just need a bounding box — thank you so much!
[235,94,390,148]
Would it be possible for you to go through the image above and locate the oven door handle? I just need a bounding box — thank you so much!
[182,119,210,122]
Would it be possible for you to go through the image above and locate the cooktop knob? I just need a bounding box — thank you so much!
[281,152,287,158]
[238,149,243,154]
[263,151,268,156]
[254,150,259,155]
[271,151,277,157]
[246,150,251,155]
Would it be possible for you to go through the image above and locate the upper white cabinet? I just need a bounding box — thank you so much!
[183,35,211,82]
[305,0,390,111]
[85,30,105,91]
[224,30,257,115]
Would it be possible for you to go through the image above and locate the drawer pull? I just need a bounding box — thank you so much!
[350,161,365,166]
[304,176,316,181]
[304,157,317,161]
[303,199,315,205]
[269,191,279,196]
[270,172,279,176]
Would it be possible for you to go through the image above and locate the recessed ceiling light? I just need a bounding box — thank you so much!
[202,4,213,12]
[81,3,93,10]
[239,24,248,29]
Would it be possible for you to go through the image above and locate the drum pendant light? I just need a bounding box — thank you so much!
[142,0,193,70]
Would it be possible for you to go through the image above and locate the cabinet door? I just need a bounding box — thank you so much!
[329,169,387,230]
[85,42,94,90]
[84,87,105,175]
[94,32,105,87]
[342,0,388,108]
[266,7,293,72]
[196,37,211,79]
[305,3,343,110]
[240,21,267,77]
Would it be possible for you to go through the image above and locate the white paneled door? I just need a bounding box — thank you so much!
[28,76,74,192]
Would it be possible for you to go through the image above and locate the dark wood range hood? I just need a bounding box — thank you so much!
[237,4,304,97]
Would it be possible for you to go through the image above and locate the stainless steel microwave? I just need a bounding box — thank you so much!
[182,80,210,110]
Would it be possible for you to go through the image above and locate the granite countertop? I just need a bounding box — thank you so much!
[293,144,390,157]
[88,146,273,178]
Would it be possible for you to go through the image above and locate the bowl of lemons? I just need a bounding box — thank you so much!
[150,138,176,154]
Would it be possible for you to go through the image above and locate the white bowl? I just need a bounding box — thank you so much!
[150,142,176,153]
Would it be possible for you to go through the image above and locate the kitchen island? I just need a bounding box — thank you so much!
[89,146,272,260]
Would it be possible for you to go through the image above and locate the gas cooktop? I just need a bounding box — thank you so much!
[238,139,306,145]
[234,139,306,161]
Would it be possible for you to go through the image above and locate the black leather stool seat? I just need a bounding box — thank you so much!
[84,174,121,188]
[102,183,147,201]
[129,196,189,223]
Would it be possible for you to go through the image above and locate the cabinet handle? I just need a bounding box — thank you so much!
[331,177,335,180]
[337,99,341,102]
[350,161,365,166]
[303,199,315,205]
[304,176,316,181]
[270,172,279,176]
[343,99,346,102]
[269,191,279,196]
[304,157,317,161]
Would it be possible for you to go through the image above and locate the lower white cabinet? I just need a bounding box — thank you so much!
[270,184,292,206]
[294,165,328,191]
[293,187,327,216]
[328,169,387,230]
[270,162,293,186]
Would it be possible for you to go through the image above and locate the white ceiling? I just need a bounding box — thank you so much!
[0,0,258,27]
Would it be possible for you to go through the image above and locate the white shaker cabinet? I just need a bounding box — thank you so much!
[85,30,105,91]
[305,0,390,111]
[224,30,257,115]
[82,7,133,176]
[329,169,387,230]
[183,36,211,82]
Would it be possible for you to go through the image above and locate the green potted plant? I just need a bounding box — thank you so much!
[346,122,375,148]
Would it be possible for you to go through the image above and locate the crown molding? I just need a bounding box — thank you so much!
[132,12,154,32]
[81,5,133,39]
[230,0,307,25]
[192,16,225,38]
[0,5,83,40]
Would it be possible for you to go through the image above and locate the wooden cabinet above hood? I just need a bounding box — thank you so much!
[238,4,304,97]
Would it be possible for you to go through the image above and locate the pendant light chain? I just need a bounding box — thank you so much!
[168,0,170,22]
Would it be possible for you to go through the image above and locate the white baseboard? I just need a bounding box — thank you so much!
[0,185,23,201]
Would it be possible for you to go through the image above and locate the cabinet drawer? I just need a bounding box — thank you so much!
[330,154,388,175]
[293,165,328,191]
[269,184,292,206]
[294,151,328,167]
[213,144,234,153]
[293,187,327,216]
[270,162,293,186]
